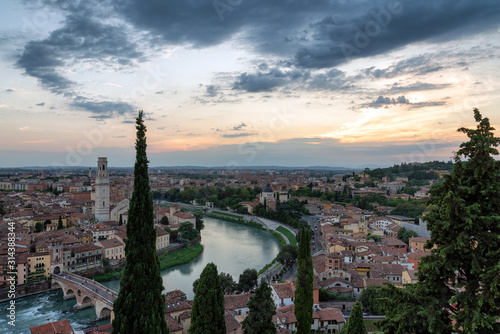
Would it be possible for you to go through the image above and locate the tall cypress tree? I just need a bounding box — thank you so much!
[342,301,366,334]
[242,278,276,334]
[57,215,63,230]
[112,111,169,334]
[119,213,123,226]
[294,227,313,334]
[190,262,226,334]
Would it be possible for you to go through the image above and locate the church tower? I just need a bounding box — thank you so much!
[95,157,110,221]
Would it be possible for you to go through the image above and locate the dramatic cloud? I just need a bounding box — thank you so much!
[232,122,247,131]
[35,102,45,106]
[365,95,446,109]
[70,97,135,118]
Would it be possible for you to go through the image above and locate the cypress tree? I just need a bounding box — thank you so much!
[57,215,63,230]
[294,227,313,334]
[343,301,366,334]
[190,262,226,334]
[242,278,276,334]
[119,213,123,226]
[112,111,169,334]
[379,109,500,333]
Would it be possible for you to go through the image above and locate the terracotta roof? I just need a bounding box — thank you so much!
[165,313,183,332]
[165,289,186,300]
[272,282,294,299]
[224,293,253,310]
[30,319,74,334]
[409,236,431,243]
[314,308,344,323]
[225,312,243,334]
[96,238,123,249]
[165,298,192,313]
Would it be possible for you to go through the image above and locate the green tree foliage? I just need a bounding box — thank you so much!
[390,202,428,218]
[160,216,169,225]
[57,215,63,230]
[276,244,298,265]
[34,221,43,233]
[118,213,123,226]
[178,222,199,241]
[192,271,236,295]
[238,268,258,292]
[360,285,385,315]
[253,199,309,229]
[380,109,500,333]
[194,213,204,231]
[190,262,226,334]
[344,301,366,334]
[295,227,313,333]
[242,279,277,334]
[396,227,419,244]
[377,284,450,333]
[366,234,381,242]
[112,111,169,334]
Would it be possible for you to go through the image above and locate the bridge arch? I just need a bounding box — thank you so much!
[99,307,111,319]
[64,287,76,300]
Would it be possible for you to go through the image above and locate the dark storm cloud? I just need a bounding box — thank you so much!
[70,97,135,118]
[36,102,45,106]
[293,1,500,68]
[16,13,145,95]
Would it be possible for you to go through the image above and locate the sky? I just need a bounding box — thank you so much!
[0,0,499,168]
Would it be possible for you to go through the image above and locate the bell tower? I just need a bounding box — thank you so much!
[95,157,110,221]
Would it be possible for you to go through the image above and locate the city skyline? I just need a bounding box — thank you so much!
[1,0,500,167]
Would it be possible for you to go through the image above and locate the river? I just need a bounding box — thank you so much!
[0,217,280,333]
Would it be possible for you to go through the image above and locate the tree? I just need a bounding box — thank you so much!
[118,214,123,226]
[57,215,63,230]
[396,227,418,244]
[295,227,313,333]
[34,221,43,233]
[190,262,226,334]
[112,111,169,334]
[276,244,298,265]
[238,268,258,292]
[194,213,204,231]
[242,279,276,334]
[219,272,237,294]
[160,216,169,225]
[343,301,366,334]
[360,285,385,315]
[178,222,199,241]
[380,109,500,333]
[193,272,236,295]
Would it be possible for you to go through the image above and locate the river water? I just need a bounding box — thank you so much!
[0,217,280,333]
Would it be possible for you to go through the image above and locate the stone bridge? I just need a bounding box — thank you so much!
[52,272,117,320]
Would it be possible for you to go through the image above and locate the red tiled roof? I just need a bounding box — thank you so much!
[30,319,74,334]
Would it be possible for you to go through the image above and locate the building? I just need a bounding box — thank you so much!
[27,252,51,281]
[271,281,295,308]
[30,319,75,334]
[95,238,124,261]
[156,227,170,251]
[94,157,110,221]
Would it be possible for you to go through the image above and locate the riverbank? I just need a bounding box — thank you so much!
[202,212,288,278]
[92,242,204,282]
